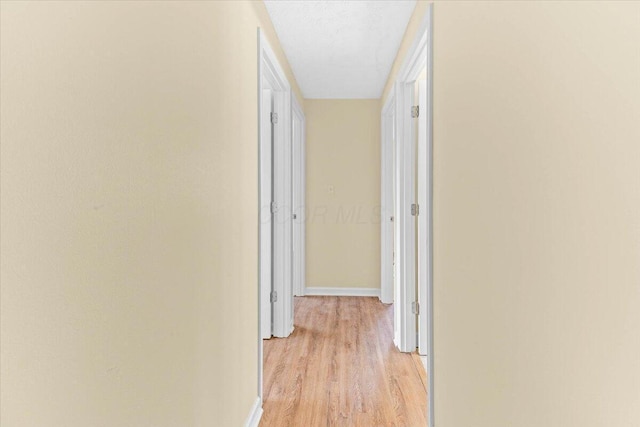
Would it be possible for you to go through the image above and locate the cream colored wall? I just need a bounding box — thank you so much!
[304,99,381,289]
[0,1,300,426]
[381,1,430,104]
[384,1,640,426]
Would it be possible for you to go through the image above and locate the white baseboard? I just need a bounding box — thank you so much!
[304,287,381,297]
[244,397,263,427]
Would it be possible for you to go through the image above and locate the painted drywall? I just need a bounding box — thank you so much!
[384,1,640,426]
[380,1,429,103]
[305,99,381,289]
[0,1,300,426]
[264,0,416,98]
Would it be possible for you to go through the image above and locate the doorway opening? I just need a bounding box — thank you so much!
[380,5,434,426]
[258,29,291,403]
[257,28,306,406]
[258,3,433,425]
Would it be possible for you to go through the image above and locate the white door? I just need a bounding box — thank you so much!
[392,112,401,345]
[380,105,395,305]
[260,89,273,340]
[271,91,294,338]
[395,82,417,352]
[292,104,305,297]
[417,80,429,355]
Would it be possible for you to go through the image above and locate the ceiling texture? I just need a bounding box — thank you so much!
[264,0,416,99]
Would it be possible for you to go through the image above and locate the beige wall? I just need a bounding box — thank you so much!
[385,1,640,426]
[305,99,381,289]
[381,1,430,104]
[0,1,300,426]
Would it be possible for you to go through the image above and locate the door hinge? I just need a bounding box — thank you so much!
[270,290,278,303]
[411,105,419,118]
[270,112,278,124]
[411,203,419,216]
[270,201,277,214]
[412,301,420,315]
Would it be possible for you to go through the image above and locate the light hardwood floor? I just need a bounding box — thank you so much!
[261,296,427,427]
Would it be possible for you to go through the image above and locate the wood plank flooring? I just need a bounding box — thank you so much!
[261,296,427,427]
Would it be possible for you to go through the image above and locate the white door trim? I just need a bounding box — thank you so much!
[417,79,429,357]
[272,87,293,339]
[387,5,434,427]
[260,88,273,341]
[380,93,395,305]
[244,397,263,427]
[394,4,430,350]
[425,9,435,426]
[258,28,294,403]
[394,79,417,353]
[292,96,306,298]
[259,32,293,340]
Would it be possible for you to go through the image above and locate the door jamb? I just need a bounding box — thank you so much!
[394,78,417,353]
[417,79,429,357]
[380,94,395,306]
[291,97,306,298]
[259,88,273,341]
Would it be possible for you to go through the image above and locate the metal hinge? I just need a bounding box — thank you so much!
[270,201,277,214]
[411,203,419,216]
[270,112,278,124]
[411,105,419,118]
[412,301,420,315]
[270,290,278,303]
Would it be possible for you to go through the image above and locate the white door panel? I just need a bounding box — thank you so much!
[272,91,294,338]
[417,80,429,355]
[260,89,273,340]
[394,82,417,352]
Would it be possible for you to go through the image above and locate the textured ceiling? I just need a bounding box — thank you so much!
[264,1,416,99]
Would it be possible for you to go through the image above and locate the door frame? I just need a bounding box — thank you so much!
[380,94,395,306]
[393,77,417,354]
[417,79,430,358]
[291,97,306,298]
[258,28,294,403]
[259,87,273,341]
[382,5,434,427]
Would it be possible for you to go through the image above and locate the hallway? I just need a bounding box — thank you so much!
[3,2,639,426]
[261,297,427,426]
